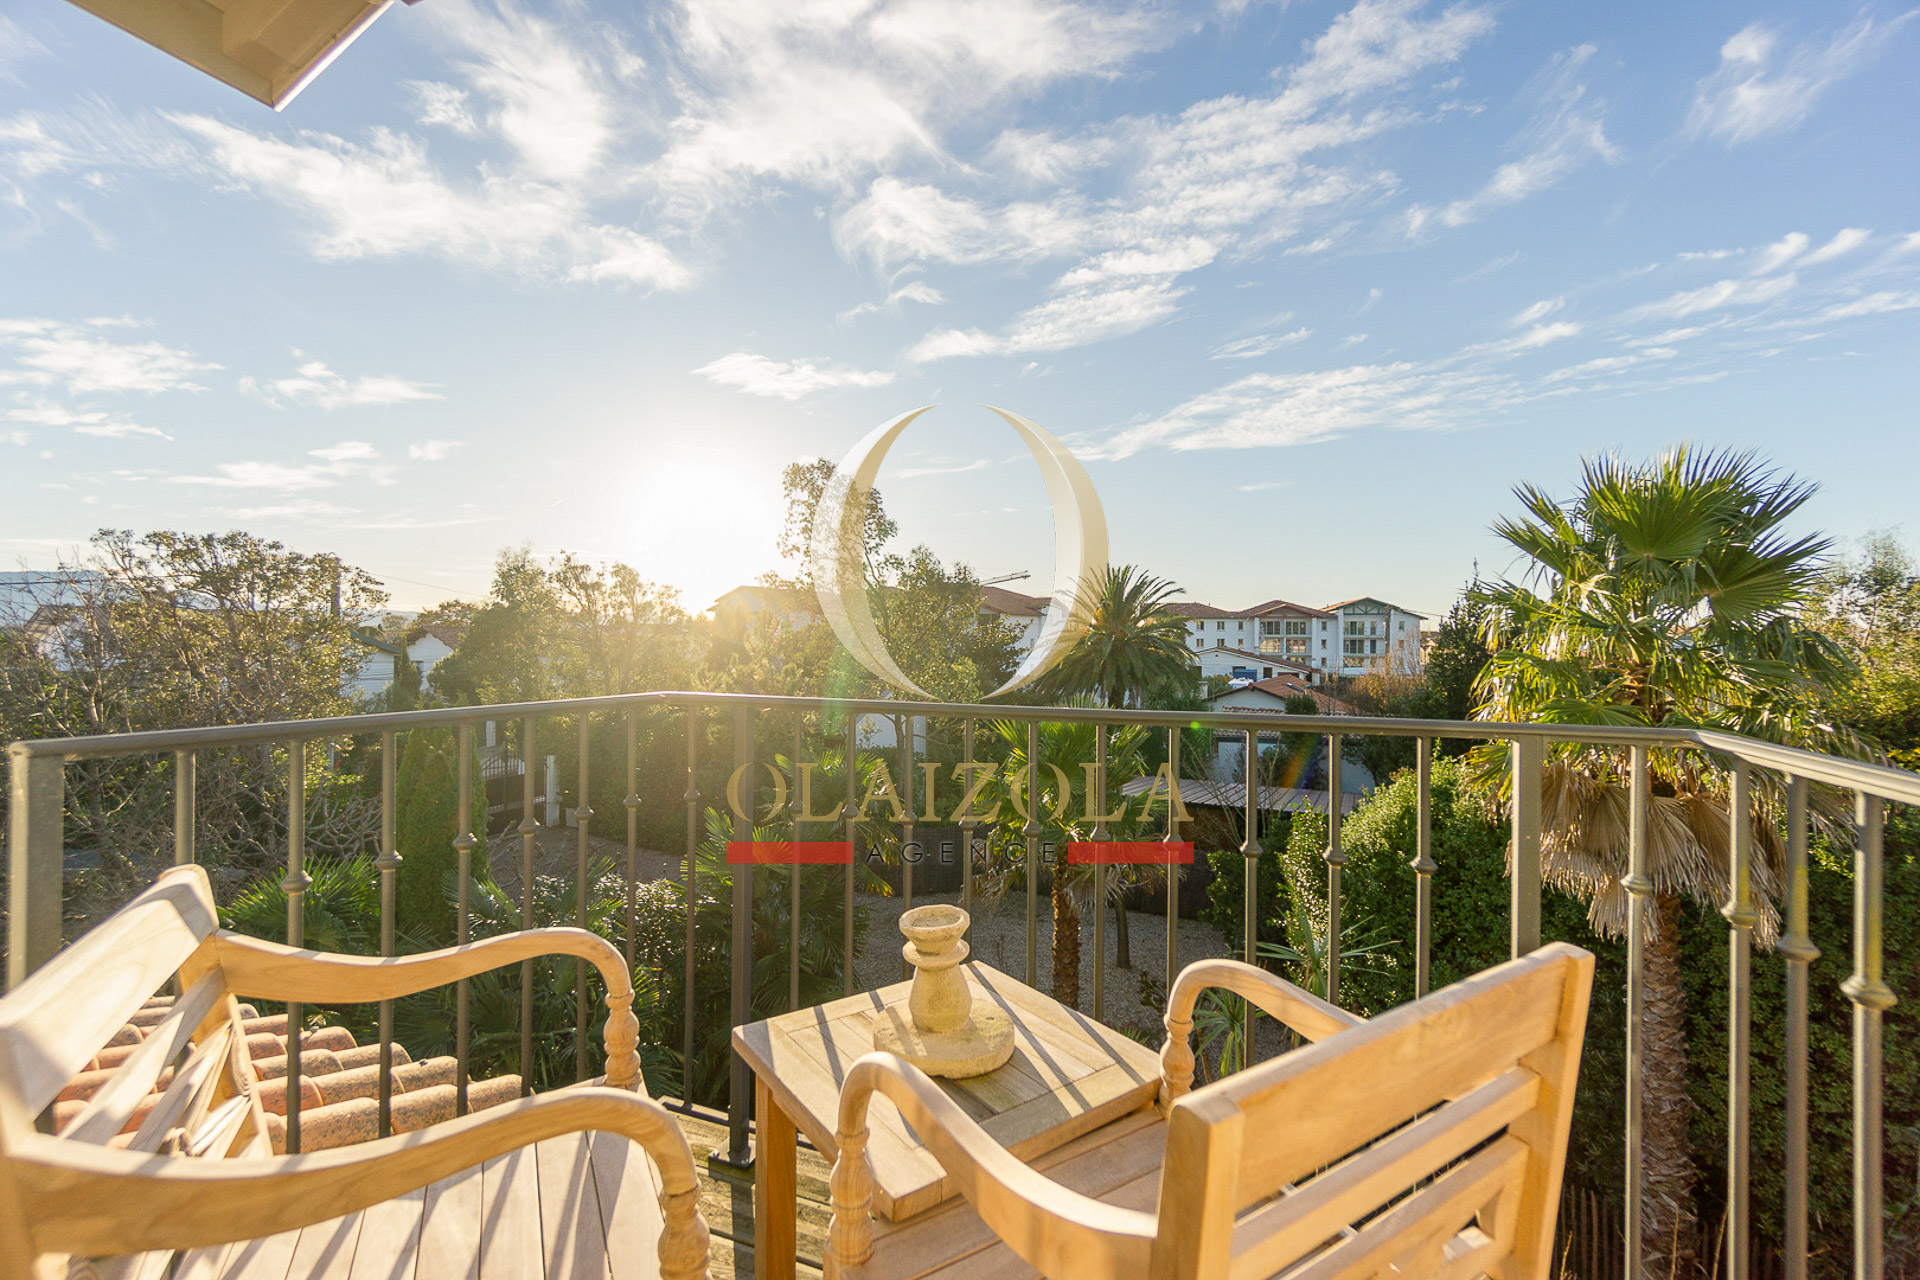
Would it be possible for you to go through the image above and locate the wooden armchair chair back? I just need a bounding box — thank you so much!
[0,864,710,1280]
[825,942,1593,1280]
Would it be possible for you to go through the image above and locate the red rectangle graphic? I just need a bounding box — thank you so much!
[727,841,854,865]
[1068,841,1195,865]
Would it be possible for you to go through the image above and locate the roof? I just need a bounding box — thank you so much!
[1120,776,1362,816]
[978,585,1049,616]
[1206,675,1361,716]
[1164,602,1236,619]
[1322,596,1428,619]
[1242,598,1334,619]
[410,624,467,649]
[350,626,405,658]
[65,0,398,110]
[1197,645,1313,670]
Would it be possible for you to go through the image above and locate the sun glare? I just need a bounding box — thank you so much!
[622,453,782,613]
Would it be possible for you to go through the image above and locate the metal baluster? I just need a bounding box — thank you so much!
[1166,726,1182,998]
[900,717,915,981]
[683,710,699,1109]
[1846,793,1894,1280]
[1510,735,1544,957]
[1325,734,1343,1007]
[960,719,976,923]
[792,714,803,1012]
[1409,738,1434,998]
[1242,728,1261,1055]
[173,750,196,866]
[1780,775,1815,1280]
[727,702,754,1162]
[1092,723,1109,1022]
[519,716,537,1094]
[376,731,400,1137]
[283,740,309,1154]
[1025,719,1040,988]
[844,716,857,998]
[455,723,475,1113]
[625,710,640,976]
[1723,762,1755,1280]
[576,715,593,1083]
[1623,746,1652,1280]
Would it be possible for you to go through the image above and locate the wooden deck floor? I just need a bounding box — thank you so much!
[671,1104,831,1280]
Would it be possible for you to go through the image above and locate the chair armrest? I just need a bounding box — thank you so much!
[825,1053,1156,1280]
[203,927,644,1091]
[1159,958,1364,1105]
[12,1088,709,1280]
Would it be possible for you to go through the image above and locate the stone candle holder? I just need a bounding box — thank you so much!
[871,905,1014,1078]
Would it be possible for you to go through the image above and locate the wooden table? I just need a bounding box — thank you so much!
[731,962,1164,1280]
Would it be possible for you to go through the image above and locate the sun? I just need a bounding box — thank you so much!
[620,452,783,612]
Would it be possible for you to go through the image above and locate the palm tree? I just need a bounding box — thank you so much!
[977,713,1157,1008]
[1038,566,1195,707]
[1467,446,1861,1275]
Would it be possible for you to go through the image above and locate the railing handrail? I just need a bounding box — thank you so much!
[12,688,1920,807]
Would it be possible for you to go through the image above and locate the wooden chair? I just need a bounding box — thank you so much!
[0,864,712,1280]
[823,942,1594,1280]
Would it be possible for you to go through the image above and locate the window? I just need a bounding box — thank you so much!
[1344,638,1367,656]
[1285,638,1309,655]
[1345,620,1366,636]
[1215,638,1225,648]
[1216,621,1225,631]
[1284,619,1309,636]
[1262,667,1272,678]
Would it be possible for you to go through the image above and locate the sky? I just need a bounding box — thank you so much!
[1,0,1917,620]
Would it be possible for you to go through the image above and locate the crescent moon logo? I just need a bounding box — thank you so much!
[810,405,1109,699]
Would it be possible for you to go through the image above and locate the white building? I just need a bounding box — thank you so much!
[1172,597,1424,678]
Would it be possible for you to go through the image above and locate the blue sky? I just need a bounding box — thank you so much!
[2,0,1917,618]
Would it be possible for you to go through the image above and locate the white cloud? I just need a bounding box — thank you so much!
[8,400,172,440]
[408,440,465,461]
[406,81,481,136]
[655,0,1158,196]
[2,429,26,446]
[1104,360,1516,456]
[1337,333,1369,349]
[172,441,394,490]
[693,352,895,400]
[1408,45,1618,234]
[1212,328,1313,359]
[838,279,948,322]
[1512,297,1564,326]
[842,0,1496,357]
[241,358,444,409]
[0,17,49,81]
[1750,232,1808,274]
[431,0,613,183]
[1803,227,1872,265]
[1235,480,1294,492]
[1687,15,1911,145]
[0,318,218,394]
[171,114,690,290]
[1807,292,1920,322]
[1626,273,1797,321]
[909,277,1190,362]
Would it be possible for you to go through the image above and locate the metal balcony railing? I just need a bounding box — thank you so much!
[6,690,1915,1280]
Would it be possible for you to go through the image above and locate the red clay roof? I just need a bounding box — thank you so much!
[978,585,1049,615]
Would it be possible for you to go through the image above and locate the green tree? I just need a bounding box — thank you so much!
[1467,446,1862,1273]
[1812,531,1920,751]
[1035,566,1194,707]
[393,728,488,945]
[1414,592,1493,745]
[977,713,1159,1007]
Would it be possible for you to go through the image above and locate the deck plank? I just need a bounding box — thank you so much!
[416,1164,483,1280]
[587,1132,664,1280]
[219,1226,303,1280]
[347,1186,427,1280]
[286,1211,365,1280]
[478,1147,544,1280]
[534,1134,611,1280]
